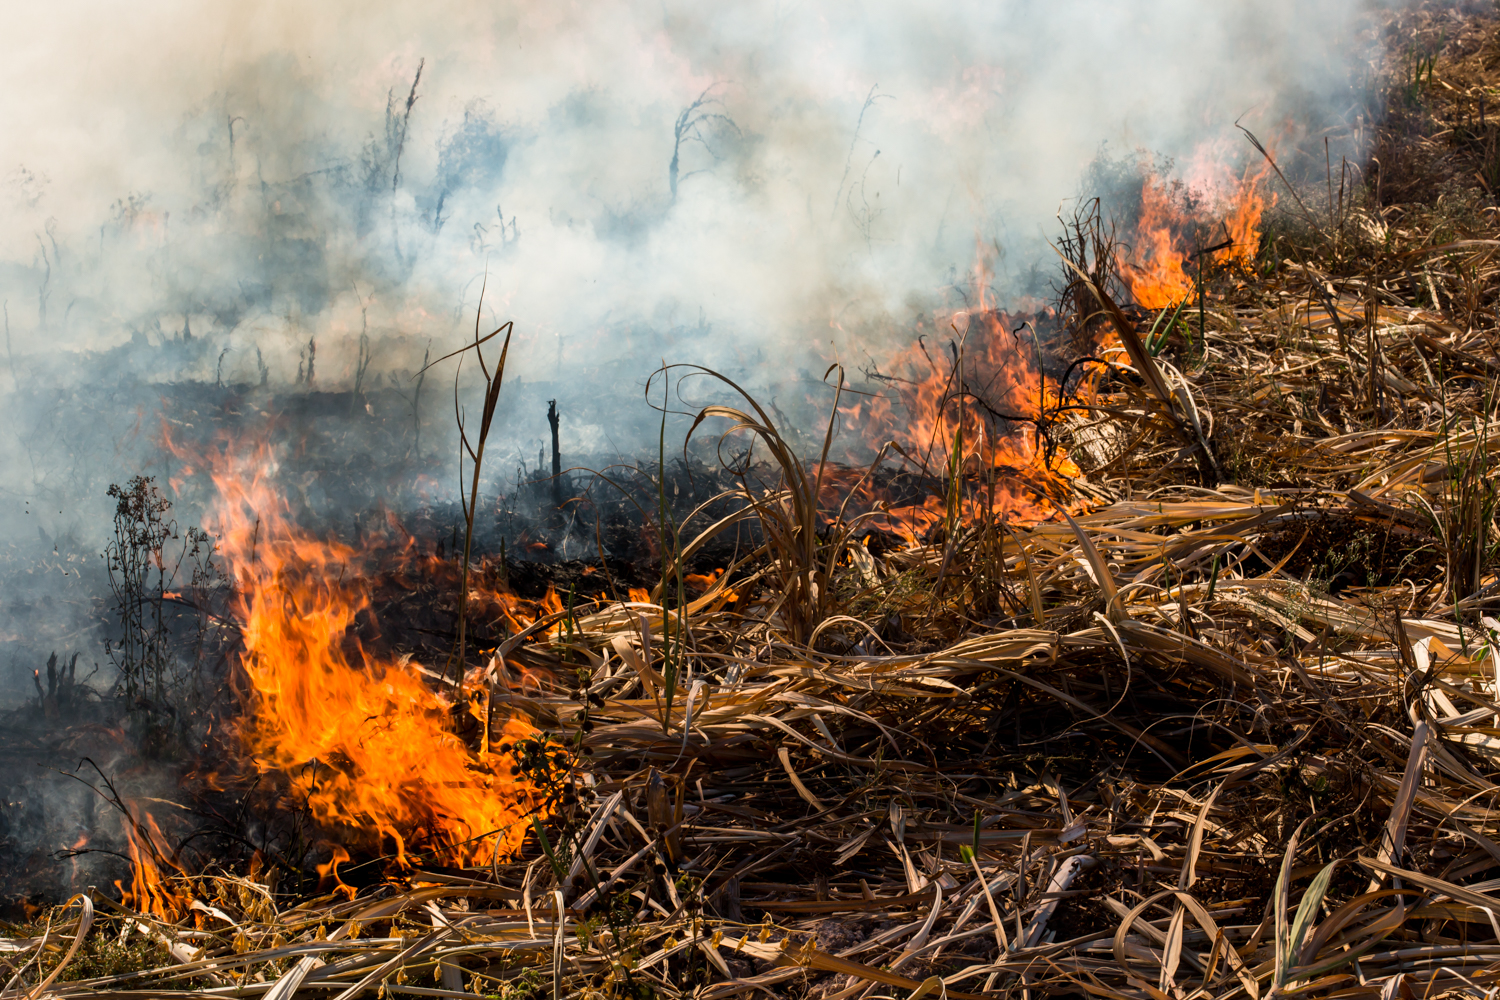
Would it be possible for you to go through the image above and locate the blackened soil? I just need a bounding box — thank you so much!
[1251,508,1442,593]
[0,707,155,920]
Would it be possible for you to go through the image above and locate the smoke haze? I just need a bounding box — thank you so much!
[3,0,1375,361]
[0,0,1377,690]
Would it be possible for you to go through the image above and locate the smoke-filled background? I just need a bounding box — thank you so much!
[0,0,1378,703]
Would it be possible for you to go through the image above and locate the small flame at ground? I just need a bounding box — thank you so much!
[842,308,1091,540]
[117,810,189,922]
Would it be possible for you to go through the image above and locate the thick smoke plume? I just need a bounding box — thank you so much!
[4,1,1375,368]
[0,0,1375,697]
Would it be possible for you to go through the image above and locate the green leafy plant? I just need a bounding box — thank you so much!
[1398,42,1440,107]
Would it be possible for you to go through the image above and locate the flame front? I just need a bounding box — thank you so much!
[1119,161,1271,309]
[843,308,1089,539]
[204,442,547,869]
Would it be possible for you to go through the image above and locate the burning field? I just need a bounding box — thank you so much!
[14,2,1500,1000]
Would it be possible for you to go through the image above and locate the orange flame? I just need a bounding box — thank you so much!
[194,438,549,869]
[1119,161,1272,309]
[842,307,1090,541]
[316,846,356,899]
[116,810,189,921]
[1119,174,1196,309]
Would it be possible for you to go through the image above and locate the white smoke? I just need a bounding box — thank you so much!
[2,0,1374,373]
[0,0,1377,669]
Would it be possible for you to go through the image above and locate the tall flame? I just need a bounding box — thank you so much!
[199,439,547,869]
[1118,174,1196,309]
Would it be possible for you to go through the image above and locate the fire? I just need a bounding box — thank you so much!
[836,150,1274,540]
[316,846,356,899]
[117,810,190,922]
[469,578,567,636]
[1118,160,1272,309]
[1119,174,1195,309]
[843,308,1088,540]
[197,438,549,869]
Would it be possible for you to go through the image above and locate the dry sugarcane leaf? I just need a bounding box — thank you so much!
[1364,722,1429,893]
[764,934,991,1000]
[1062,510,1124,622]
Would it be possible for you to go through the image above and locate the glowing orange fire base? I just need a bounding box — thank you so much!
[836,308,1096,542]
[198,442,550,874]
